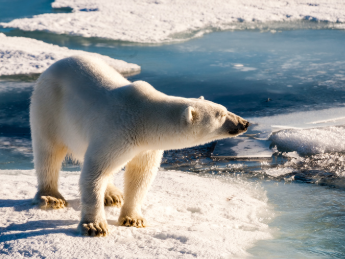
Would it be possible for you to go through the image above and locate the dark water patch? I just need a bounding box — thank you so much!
[79,8,99,12]
[52,7,73,13]
[0,85,32,136]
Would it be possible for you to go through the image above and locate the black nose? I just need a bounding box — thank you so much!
[244,121,250,129]
[239,121,249,131]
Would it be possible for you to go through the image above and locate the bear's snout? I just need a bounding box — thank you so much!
[227,117,249,135]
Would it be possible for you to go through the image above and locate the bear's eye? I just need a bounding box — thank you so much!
[191,110,198,121]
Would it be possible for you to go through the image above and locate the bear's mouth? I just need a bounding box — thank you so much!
[229,121,250,135]
[229,129,240,135]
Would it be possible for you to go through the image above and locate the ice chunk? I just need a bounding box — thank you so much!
[0,33,140,76]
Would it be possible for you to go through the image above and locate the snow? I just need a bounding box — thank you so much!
[0,169,272,258]
[1,0,345,43]
[0,33,140,76]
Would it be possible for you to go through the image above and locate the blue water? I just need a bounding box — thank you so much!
[0,0,72,23]
[1,1,345,258]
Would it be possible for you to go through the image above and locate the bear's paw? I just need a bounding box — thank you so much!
[38,195,68,210]
[104,186,123,207]
[79,220,108,237]
[119,216,146,228]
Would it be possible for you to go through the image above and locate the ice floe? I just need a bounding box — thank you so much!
[0,169,272,258]
[1,0,345,43]
[0,33,140,76]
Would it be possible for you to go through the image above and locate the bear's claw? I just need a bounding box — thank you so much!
[39,196,67,209]
[80,221,108,237]
[120,216,146,228]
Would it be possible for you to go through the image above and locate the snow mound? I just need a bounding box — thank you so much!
[0,33,140,76]
[270,126,345,155]
[1,0,345,43]
[0,170,272,258]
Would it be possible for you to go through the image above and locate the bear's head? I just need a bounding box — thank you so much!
[125,81,249,150]
[180,96,249,146]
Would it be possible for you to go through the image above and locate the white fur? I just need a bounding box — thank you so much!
[30,55,248,236]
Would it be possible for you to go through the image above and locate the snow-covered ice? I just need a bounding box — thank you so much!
[0,33,140,76]
[1,0,345,43]
[0,169,272,258]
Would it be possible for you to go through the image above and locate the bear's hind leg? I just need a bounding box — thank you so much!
[33,142,68,209]
[119,150,163,228]
[104,182,124,207]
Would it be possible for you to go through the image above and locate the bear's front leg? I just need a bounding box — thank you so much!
[77,144,133,237]
[78,167,109,237]
[77,153,110,237]
[119,150,163,228]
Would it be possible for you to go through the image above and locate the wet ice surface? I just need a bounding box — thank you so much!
[212,138,273,159]
[1,22,345,258]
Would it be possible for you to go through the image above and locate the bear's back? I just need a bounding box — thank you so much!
[46,55,130,91]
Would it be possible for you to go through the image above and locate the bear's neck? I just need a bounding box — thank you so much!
[137,96,197,150]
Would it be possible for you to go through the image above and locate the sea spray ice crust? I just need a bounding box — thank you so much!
[0,33,140,76]
[1,0,345,43]
[0,170,272,258]
[255,151,345,189]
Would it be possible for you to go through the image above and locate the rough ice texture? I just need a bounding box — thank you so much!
[283,152,345,178]
[0,33,140,76]
[1,0,345,43]
[0,170,271,258]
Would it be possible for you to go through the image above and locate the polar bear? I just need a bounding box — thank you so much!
[30,55,249,237]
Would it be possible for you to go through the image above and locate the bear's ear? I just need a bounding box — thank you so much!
[198,96,204,100]
[183,106,196,124]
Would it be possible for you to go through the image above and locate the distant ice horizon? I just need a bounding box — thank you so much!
[1,0,345,43]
